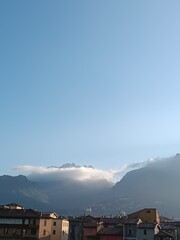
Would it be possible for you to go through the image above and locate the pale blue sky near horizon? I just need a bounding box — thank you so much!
[1,0,180,176]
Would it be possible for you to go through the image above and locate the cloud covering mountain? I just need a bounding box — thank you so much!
[97,153,180,217]
[2,154,180,216]
[15,160,152,183]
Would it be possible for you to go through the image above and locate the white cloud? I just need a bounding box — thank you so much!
[15,165,115,182]
[112,159,154,182]
[14,159,154,183]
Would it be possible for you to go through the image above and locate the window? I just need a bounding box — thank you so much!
[53,221,56,226]
[43,230,46,236]
[31,229,37,235]
[128,229,132,235]
[32,219,36,226]
[147,210,150,213]
[13,230,17,236]
[71,225,75,238]
[144,229,147,235]
[4,228,8,235]
[0,218,22,224]
[53,230,56,235]
[44,220,47,226]
[22,229,27,236]
[24,219,29,225]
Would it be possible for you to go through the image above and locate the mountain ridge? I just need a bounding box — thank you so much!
[1,154,180,216]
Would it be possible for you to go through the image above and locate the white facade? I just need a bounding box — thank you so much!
[137,224,159,240]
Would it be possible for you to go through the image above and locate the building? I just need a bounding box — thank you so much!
[123,218,142,240]
[137,223,159,240]
[97,225,123,240]
[155,230,175,240]
[68,216,101,240]
[0,203,69,240]
[123,208,161,240]
[0,205,41,239]
[127,209,160,224]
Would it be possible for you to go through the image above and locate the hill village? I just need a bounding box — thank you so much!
[0,203,178,240]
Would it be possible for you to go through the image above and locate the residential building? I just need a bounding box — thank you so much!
[159,222,177,240]
[0,205,41,239]
[97,225,123,240]
[0,203,69,240]
[38,212,69,240]
[68,216,101,240]
[154,230,175,240]
[123,218,142,240]
[137,222,159,240]
[127,209,160,224]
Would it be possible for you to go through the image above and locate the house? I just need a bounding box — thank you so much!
[123,218,142,240]
[68,216,101,240]
[127,209,160,224]
[0,205,41,239]
[154,230,175,240]
[68,216,82,240]
[0,203,69,240]
[137,222,159,240]
[83,221,99,240]
[39,213,69,240]
[97,225,123,240]
[101,217,124,228]
[159,222,177,240]
[2,203,24,210]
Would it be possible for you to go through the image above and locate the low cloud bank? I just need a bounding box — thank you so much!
[14,159,154,183]
[15,165,114,182]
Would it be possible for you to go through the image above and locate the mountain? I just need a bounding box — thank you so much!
[37,178,112,215]
[1,155,180,217]
[0,173,113,215]
[47,163,94,169]
[0,175,49,210]
[97,154,180,217]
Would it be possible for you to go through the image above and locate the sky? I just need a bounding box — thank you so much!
[1,0,180,176]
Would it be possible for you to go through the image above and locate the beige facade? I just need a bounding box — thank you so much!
[39,213,69,240]
[0,204,69,240]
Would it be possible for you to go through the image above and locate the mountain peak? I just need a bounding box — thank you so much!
[47,163,94,169]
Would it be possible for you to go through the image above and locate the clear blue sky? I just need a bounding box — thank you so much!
[1,0,180,175]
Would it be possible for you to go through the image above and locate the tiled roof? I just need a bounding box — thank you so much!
[160,223,176,230]
[101,217,124,225]
[138,223,157,229]
[0,208,41,218]
[97,227,123,235]
[68,215,99,225]
[124,218,142,224]
[41,212,58,219]
[83,222,97,228]
[155,230,174,238]
[5,203,23,207]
